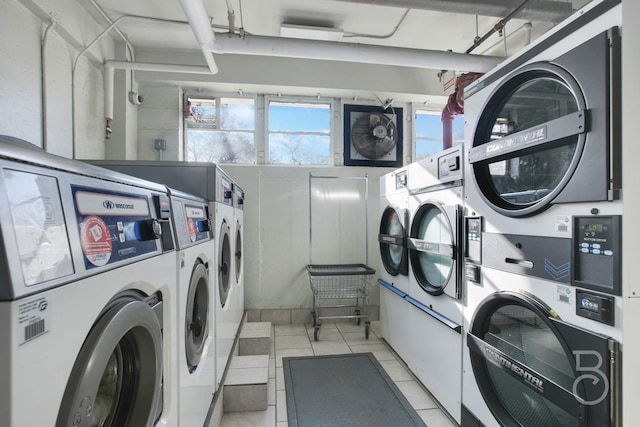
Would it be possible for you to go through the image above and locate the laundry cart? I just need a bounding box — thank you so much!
[308,174,375,341]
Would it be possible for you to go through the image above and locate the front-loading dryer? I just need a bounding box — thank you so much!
[377,166,412,365]
[462,266,621,427]
[168,189,216,427]
[0,136,178,427]
[461,3,623,425]
[405,146,465,423]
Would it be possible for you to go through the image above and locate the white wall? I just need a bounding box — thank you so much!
[136,83,183,160]
[223,164,389,310]
[621,0,640,424]
[0,0,113,158]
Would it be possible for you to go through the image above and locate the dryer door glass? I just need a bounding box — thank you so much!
[409,203,453,295]
[379,206,407,275]
[483,304,576,425]
[471,64,587,216]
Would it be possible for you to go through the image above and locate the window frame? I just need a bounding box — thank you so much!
[183,93,257,164]
[265,96,335,166]
[412,106,465,161]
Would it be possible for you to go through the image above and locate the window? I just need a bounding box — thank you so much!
[414,110,464,161]
[268,100,331,165]
[185,97,255,163]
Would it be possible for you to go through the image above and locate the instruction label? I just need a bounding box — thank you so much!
[556,215,571,234]
[72,186,158,270]
[17,296,50,346]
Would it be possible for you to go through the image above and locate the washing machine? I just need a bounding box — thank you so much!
[87,160,246,391]
[461,3,622,425]
[213,167,238,391]
[232,182,245,328]
[377,166,413,364]
[404,145,465,423]
[0,136,178,426]
[169,189,216,426]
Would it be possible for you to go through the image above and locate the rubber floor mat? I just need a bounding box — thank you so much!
[283,353,426,427]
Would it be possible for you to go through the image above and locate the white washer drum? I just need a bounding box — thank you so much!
[466,290,619,426]
[466,27,621,218]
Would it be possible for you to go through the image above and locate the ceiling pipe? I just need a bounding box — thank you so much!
[212,34,502,73]
[179,0,218,73]
[329,0,572,23]
[104,60,212,124]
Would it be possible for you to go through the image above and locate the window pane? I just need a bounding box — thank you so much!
[269,102,330,132]
[186,130,254,164]
[220,98,255,130]
[415,112,465,160]
[269,134,330,165]
[187,98,216,126]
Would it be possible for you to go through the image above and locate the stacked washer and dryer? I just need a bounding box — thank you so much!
[377,167,412,364]
[461,2,622,426]
[0,136,179,426]
[378,146,466,423]
[405,146,465,423]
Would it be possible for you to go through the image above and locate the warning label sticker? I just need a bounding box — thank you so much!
[188,217,197,243]
[17,296,50,346]
[80,215,113,267]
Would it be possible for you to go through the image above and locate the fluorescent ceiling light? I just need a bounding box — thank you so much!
[280,24,344,41]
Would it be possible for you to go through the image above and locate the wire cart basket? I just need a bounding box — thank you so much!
[308,174,376,341]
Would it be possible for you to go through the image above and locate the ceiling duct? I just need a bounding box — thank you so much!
[212,34,502,73]
[330,0,573,23]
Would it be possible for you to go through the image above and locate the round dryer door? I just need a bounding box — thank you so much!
[234,222,242,284]
[470,63,587,217]
[186,261,209,372]
[409,201,455,295]
[379,206,408,276]
[218,219,231,307]
[467,291,617,427]
[56,291,163,427]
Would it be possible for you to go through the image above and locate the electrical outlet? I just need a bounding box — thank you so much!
[154,139,166,151]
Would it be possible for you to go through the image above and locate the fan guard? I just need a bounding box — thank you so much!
[351,113,397,159]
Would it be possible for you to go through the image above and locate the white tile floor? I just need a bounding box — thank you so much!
[220,321,458,427]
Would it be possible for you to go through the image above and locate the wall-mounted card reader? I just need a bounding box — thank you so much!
[572,215,621,296]
[576,289,615,325]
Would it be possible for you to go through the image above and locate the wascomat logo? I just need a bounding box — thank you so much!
[101,199,135,210]
[381,235,398,243]
[484,345,545,392]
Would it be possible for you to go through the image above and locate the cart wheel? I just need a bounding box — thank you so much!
[365,324,370,339]
[355,309,361,325]
[314,326,320,342]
